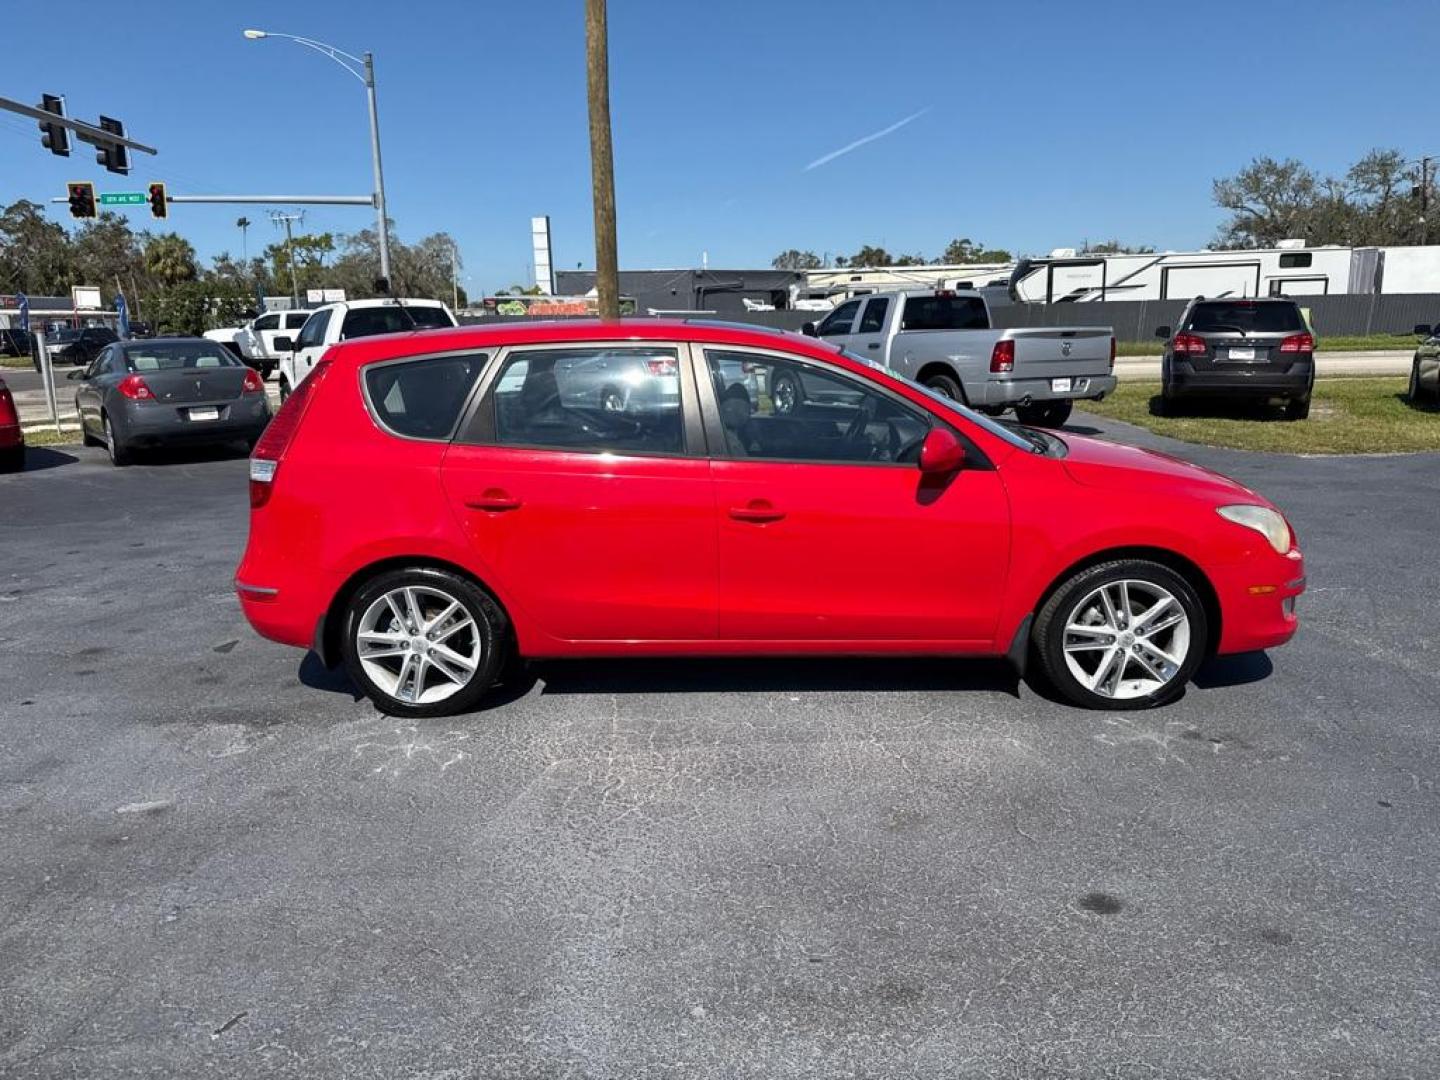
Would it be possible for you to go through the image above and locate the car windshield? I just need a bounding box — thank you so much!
[838,348,1039,454]
[122,342,240,371]
[51,329,81,343]
[1186,301,1305,334]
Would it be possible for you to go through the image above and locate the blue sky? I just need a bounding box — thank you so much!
[2,0,1437,293]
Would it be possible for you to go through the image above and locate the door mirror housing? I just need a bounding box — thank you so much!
[1154,325,1171,339]
[918,427,966,474]
[273,336,294,352]
[1414,324,1432,337]
[800,322,818,337]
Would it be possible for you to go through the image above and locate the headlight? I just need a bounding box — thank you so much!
[1217,504,1292,554]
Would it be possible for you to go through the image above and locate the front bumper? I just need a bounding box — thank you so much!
[116,396,270,446]
[975,374,1117,407]
[1212,547,1306,654]
[1169,359,1313,398]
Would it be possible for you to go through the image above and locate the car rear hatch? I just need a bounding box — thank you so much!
[1180,302,1311,373]
[1005,328,1113,380]
[133,366,254,424]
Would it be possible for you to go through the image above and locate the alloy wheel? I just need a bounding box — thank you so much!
[355,584,483,706]
[1060,578,1191,701]
[772,373,798,413]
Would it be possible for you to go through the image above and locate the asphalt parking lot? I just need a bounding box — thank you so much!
[2,417,1438,1079]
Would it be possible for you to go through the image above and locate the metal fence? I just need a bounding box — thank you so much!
[466,293,1440,342]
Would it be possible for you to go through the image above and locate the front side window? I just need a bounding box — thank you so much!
[296,309,330,349]
[858,297,890,334]
[364,353,488,440]
[816,299,861,337]
[253,314,280,331]
[490,346,683,455]
[706,349,930,465]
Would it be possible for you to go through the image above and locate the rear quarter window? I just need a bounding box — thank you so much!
[364,353,489,440]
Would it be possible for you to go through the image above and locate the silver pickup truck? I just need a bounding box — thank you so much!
[802,289,1115,427]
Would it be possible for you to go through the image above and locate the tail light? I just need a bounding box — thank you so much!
[117,374,155,400]
[0,383,17,426]
[249,360,330,509]
[1279,333,1314,353]
[241,368,266,393]
[645,358,678,376]
[990,339,1015,374]
[1172,332,1207,355]
[1109,335,1116,372]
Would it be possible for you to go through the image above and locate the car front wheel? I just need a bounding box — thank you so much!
[341,567,510,718]
[1033,559,1207,710]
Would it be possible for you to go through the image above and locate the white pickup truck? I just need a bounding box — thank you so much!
[204,310,312,380]
[275,297,458,399]
[802,289,1115,427]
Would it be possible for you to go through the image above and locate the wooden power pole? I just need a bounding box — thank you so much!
[585,0,619,319]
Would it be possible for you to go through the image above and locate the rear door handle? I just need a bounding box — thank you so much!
[466,489,522,512]
[728,501,785,523]
[866,342,880,349]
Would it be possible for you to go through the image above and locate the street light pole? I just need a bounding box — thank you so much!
[244,30,392,290]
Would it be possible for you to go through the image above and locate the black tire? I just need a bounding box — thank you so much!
[771,369,803,414]
[278,378,291,404]
[80,417,101,447]
[975,405,1006,417]
[1014,399,1074,428]
[1032,558,1208,710]
[103,413,131,467]
[921,371,965,403]
[1283,396,1311,421]
[0,445,23,473]
[1408,358,1429,404]
[341,566,510,719]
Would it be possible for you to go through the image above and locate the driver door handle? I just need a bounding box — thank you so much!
[728,500,785,523]
[466,489,522,512]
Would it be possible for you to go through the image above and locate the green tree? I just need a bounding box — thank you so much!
[143,232,199,288]
[265,232,335,295]
[1084,240,1156,255]
[72,213,144,300]
[771,249,823,270]
[893,252,928,266]
[844,245,893,267]
[941,237,1013,264]
[0,199,74,295]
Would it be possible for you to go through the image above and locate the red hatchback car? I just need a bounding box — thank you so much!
[236,320,1304,716]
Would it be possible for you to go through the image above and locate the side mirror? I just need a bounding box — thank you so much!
[273,336,294,352]
[919,427,966,475]
[801,322,818,337]
[1154,325,1171,339]
[1414,324,1432,337]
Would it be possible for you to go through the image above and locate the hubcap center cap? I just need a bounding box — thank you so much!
[1119,631,1135,647]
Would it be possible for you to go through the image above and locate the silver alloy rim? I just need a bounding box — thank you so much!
[927,379,955,400]
[1061,579,1191,701]
[104,417,117,460]
[356,585,482,705]
[773,374,797,413]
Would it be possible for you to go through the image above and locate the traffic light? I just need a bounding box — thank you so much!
[94,115,130,175]
[67,181,96,219]
[148,182,168,219]
[37,94,69,157]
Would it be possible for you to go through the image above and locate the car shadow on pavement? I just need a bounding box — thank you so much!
[1192,650,1274,689]
[1148,395,1290,421]
[1057,423,1105,436]
[529,656,1020,698]
[129,443,253,467]
[10,446,79,473]
[297,651,541,711]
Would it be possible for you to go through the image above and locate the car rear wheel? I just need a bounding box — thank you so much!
[1033,559,1207,710]
[278,378,291,404]
[1283,396,1311,421]
[1015,400,1074,428]
[921,372,965,403]
[771,369,803,414]
[1408,359,1429,403]
[341,567,510,718]
[103,414,132,467]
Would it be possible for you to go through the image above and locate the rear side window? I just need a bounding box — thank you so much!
[284,312,310,329]
[1186,302,1304,333]
[900,295,988,331]
[364,353,489,440]
[403,305,455,330]
[858,297,890,334]
[343,306,417,339]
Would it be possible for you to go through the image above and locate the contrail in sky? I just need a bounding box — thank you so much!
[803,107,932,171]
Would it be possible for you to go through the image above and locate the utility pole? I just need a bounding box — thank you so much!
[237,216,251,261]
[271,211,305,308]
[585,0,619,320]
[451,241,460,311]
[1420,157,1433,246]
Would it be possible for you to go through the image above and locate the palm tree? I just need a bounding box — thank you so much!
[144,233,198,288]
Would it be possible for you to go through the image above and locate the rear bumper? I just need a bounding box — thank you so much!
[115,396,270,445]
[975,374,1117,406]
[1212,548,1306,654]
[1169,359,1313,398]
[0,423,22,450]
